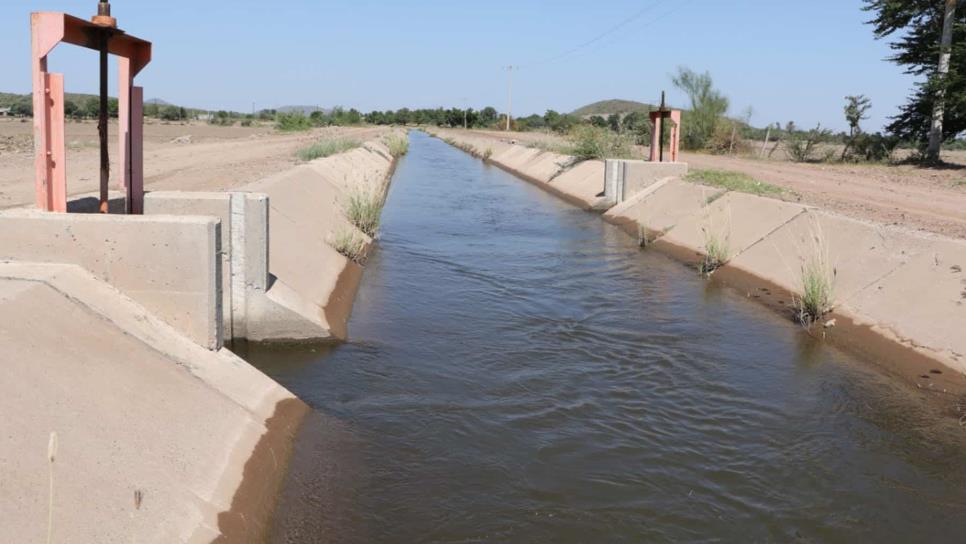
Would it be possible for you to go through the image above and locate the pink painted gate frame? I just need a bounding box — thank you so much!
[31,12,151,213]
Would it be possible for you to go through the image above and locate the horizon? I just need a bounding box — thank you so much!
[0,1,914,132]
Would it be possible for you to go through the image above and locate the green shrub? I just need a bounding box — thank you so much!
[384,133,409,158]
[566,125,637,161]
[842,133,900,163]
[276,112,313,132]
[296,137,361,161]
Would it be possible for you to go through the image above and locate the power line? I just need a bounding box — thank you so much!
[518,0,675,69]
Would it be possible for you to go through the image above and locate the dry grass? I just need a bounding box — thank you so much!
[384,133,409,158]
[296,136,361,161]
[344,184,385,237]
[332,229,368,264]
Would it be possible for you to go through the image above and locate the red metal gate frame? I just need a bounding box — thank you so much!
[31,12,151,213]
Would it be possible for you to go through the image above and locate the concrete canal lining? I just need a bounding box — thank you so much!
[0,129,403,540]
[431,128,966,379]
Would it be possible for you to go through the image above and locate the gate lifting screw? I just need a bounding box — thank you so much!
[91,1,117,28]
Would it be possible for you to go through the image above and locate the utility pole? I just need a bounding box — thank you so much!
[927,0,958,163]
[505,65,513,132]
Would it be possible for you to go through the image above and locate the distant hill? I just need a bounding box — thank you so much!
[571,99,656,117]
[145,98,172,106]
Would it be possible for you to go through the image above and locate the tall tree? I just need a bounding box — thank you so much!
[865,0,965,161]
[671,67,729,150]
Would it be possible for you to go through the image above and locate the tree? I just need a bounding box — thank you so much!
[842,95,873,159]
[865,0,965,161]
[671,67,729,150]
[844,95,872,137]
[607,113,622,133]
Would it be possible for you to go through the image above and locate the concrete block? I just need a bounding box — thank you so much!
[622,160,688,199]
[0,209,221,349]
[604,179,722,239]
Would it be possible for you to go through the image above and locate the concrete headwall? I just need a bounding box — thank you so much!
[433,128,966,380]
[145,191,270,341]
[0,209,221,349]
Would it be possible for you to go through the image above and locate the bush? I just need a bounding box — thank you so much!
[296,137,361,161]
[842,133,900,163]
[276,112,313,132]
[786,124,833,162]
[566,125,635,161]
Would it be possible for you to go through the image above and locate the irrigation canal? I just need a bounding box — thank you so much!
[245,131,966,543]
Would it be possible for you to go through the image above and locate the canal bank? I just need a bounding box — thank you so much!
[429,128,966,387]
[253,131,966,542]
[0,130,403,542]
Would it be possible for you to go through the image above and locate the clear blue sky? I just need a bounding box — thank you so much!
[0,0,914,132]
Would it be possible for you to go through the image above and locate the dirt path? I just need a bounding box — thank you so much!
[681,152,966,239]
[0,119,387,208]
[464,129,966,239]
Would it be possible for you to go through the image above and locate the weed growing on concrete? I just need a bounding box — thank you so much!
[953,179,966,188]
[384,133,409,158]
[687,169,785,198]
[700,227,730,275]
[297,137,362,161]
[332,229,368,265]
[796,219,835,325]
[483,147,493,161]
[345,185,384,237]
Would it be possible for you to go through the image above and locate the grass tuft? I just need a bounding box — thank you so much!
[296,137,361,161]
[700,227,730,276]
[483,147,493,161]
[384,133,409,158]
[332,229,368,265]
[344,184,384,237]
[795,219,835,325]
[686,169,785,197]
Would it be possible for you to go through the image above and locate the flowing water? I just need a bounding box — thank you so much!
[247,131,966,543]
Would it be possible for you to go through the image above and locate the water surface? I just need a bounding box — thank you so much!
[248,131,966,543]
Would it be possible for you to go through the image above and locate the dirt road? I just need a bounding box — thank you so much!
[681,152,966,239]
[0,119,387,208]
[468,129,966,239]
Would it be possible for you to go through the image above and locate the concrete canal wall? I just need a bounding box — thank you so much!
[432,128,966,381]
[0,129,402,541]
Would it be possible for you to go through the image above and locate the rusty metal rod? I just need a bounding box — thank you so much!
[659,91,666,163]
[98,29,109,213]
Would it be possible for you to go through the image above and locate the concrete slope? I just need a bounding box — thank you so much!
[0,262,306,543]
[241,135,400,341]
